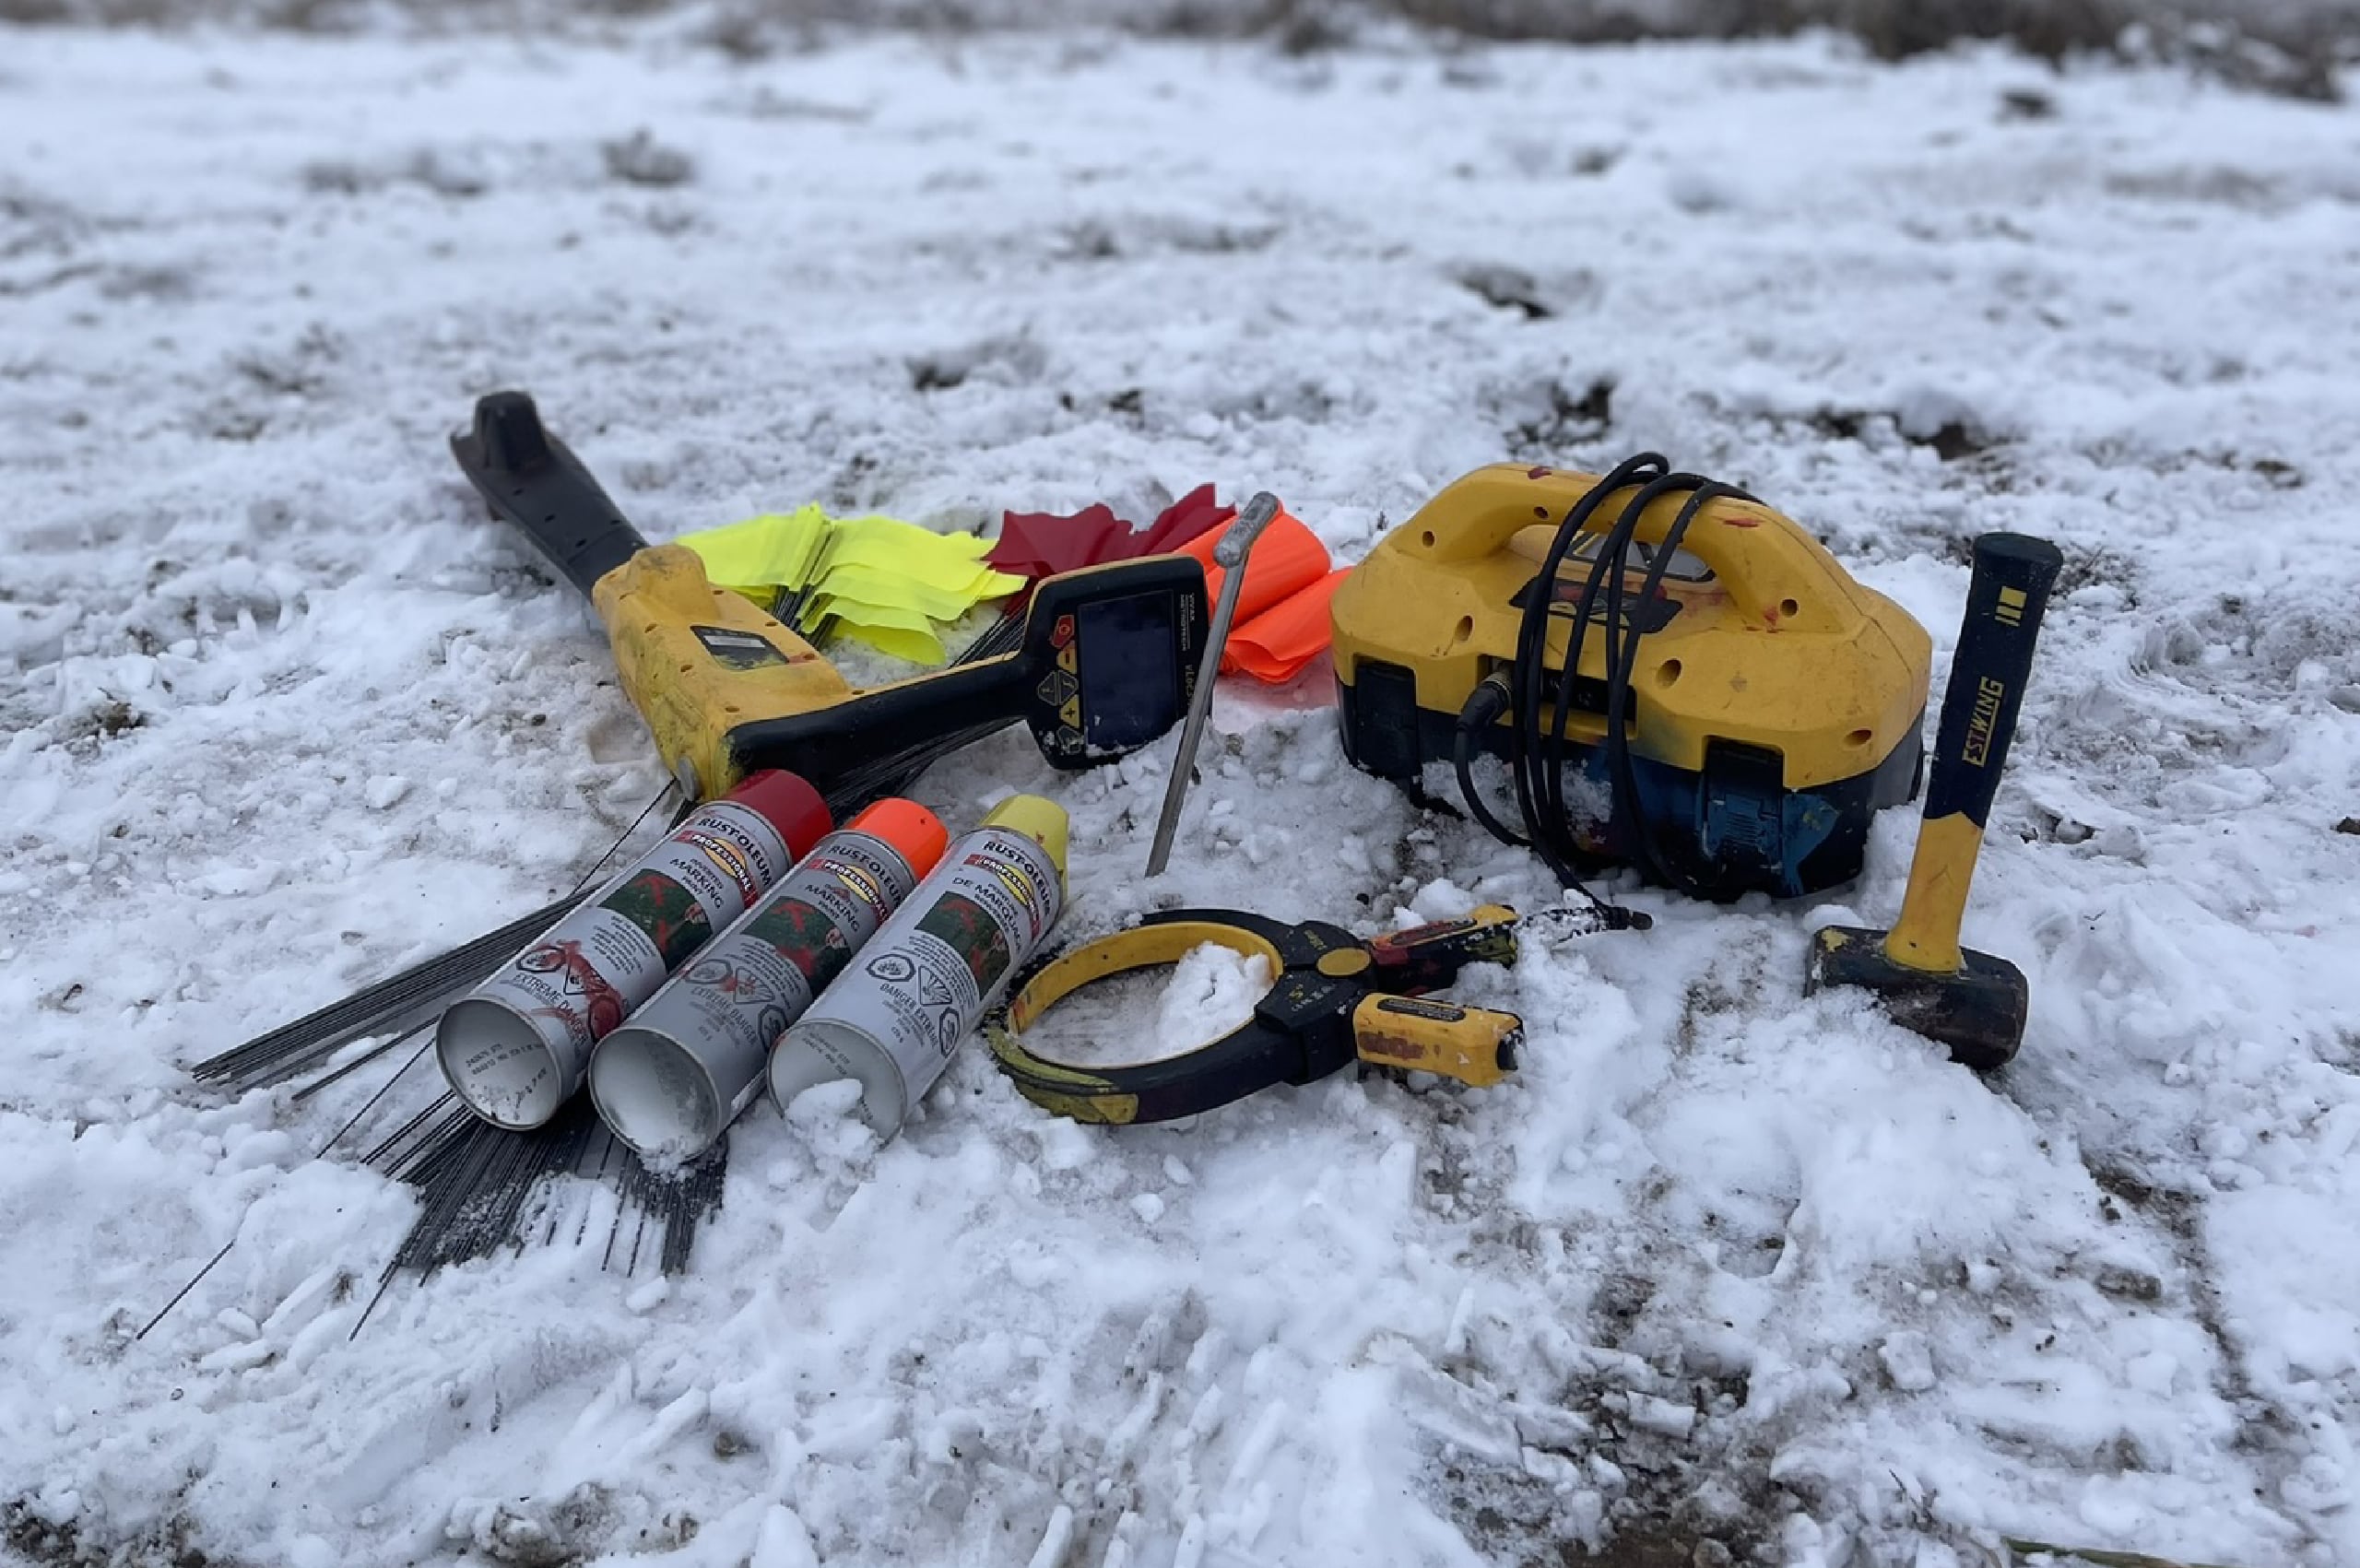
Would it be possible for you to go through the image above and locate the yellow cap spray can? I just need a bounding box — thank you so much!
[768,795,1068,1141]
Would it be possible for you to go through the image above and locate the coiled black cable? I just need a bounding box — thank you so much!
[1454,453,1759,926]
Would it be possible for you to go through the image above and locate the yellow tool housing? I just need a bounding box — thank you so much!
[590,544,855,802]
[1330,463,1933,898]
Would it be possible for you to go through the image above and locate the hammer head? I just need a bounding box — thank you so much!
[1804,925,2028,1071]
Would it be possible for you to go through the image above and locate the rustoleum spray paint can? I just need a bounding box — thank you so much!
[767,795,1068,1141]
[435,770,832,1130]
[586,798,952,1162]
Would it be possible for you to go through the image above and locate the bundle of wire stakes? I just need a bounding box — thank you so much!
[166,609,1029,1338]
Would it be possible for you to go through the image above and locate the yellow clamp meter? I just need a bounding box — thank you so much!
[985,906,1526,1126]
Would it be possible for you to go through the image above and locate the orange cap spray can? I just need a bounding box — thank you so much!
[588,797,950,1161]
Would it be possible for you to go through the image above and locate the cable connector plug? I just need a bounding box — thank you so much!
[1457,671,1512,734]
[1522,902,1654,944]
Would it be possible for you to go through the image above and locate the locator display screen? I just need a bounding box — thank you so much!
[1077,591,1180,749]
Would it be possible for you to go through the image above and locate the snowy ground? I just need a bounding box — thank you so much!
[6,19,2360,1568]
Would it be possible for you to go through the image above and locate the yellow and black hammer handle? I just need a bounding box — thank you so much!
[1806,531,2063,1070]
[1882,532,2066,973]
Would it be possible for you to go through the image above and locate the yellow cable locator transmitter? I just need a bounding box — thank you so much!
[1329,460,1933,900]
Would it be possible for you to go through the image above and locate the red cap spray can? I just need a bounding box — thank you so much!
[434,770,831,1130]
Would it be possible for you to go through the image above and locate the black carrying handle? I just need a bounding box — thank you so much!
[452,390,650,599]
[1920,532,2066,828]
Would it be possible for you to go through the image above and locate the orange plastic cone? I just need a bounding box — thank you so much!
[1177,508,1330,627]
[1223,566,1353,684]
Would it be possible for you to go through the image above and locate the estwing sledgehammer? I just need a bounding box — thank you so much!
[1805,531,2064,1069]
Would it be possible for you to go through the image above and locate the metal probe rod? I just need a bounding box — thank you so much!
[1147,492,1280,876]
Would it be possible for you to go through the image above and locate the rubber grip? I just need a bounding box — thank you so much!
[725,655,1029,789]
[1361,905,1521,990]
[1920,532,2065,829]
[1882,531,2063,973]
[453,390,651,599]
